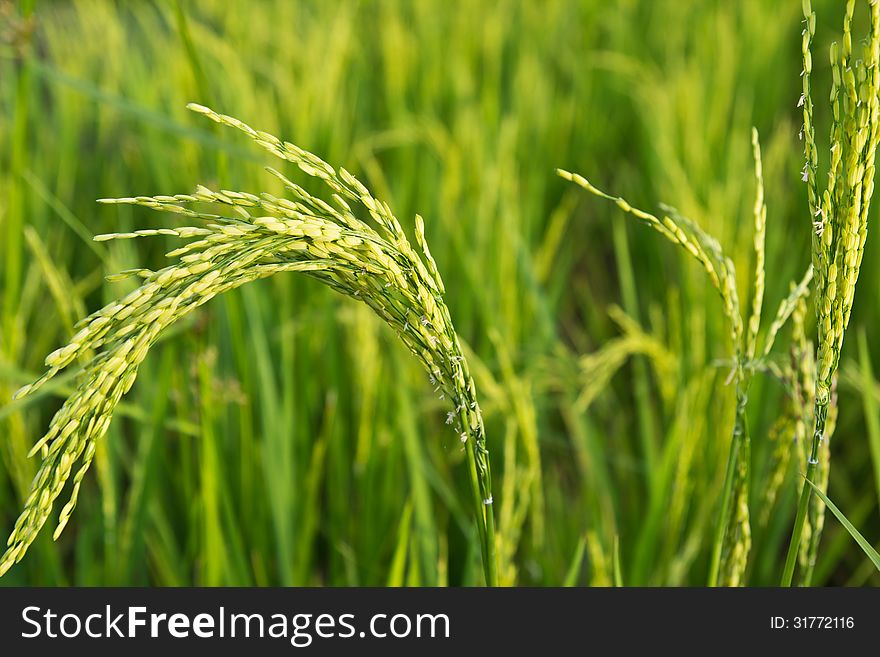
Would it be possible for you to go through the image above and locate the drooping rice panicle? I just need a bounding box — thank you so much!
[555,169,741,345]
[556,167,754,586]
[1,105,498,585]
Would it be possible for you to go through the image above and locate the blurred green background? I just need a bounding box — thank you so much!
[1,0,878,586]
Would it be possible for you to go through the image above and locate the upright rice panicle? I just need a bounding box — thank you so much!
[782,0,880,586]
[1,104,497,585]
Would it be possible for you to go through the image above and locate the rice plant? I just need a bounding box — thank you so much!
[557,166,810,585]
[561,0,880,586]
[781,0,880,586]
[0,104,498,585]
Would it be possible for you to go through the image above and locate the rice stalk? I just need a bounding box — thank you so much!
[0,104,498,585]
[716,128,769,587]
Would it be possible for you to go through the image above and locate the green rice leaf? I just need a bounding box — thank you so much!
[805,479,880,572]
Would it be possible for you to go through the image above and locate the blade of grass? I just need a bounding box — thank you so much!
[612,534,623,586]
[804,479,880,572]
[563,534,587,586]
[857,330,880,505]
[387,500,414,587]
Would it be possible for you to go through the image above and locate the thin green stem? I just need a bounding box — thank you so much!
[484,483,498,586]
[781,399,827,586]
[463,427,497,586]
[708,378,748,587]
[799,502,821,586]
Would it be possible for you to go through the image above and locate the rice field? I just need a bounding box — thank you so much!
[1,0,879,586]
